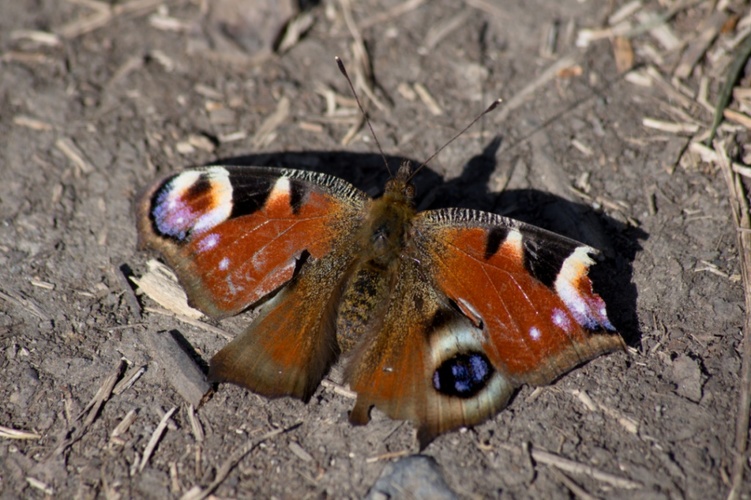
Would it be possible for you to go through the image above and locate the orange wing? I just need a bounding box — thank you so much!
[137,166,367,317]
[346,208,624,446]
[345,257,517,446]
[137,166,368,398]
[416,209,623,384]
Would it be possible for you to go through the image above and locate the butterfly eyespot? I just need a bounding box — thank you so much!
[432,352,494,398]
[150,168,233,241]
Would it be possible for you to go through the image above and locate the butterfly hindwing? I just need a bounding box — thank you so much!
[209,243,356,400]
[345,255,517,447]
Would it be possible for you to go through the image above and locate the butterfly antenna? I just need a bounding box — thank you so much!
[335,56,392,176]
[408,98,503,182]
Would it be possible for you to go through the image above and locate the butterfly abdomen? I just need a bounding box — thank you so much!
[336,264,391,352]
[335,188,417,351]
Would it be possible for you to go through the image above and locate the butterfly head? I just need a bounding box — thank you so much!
[383,161,417,202]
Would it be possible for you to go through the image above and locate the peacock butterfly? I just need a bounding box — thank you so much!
[136,67,624,447]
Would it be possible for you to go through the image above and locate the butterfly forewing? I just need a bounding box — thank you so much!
[412,208,624,385]
[137,166,368,318]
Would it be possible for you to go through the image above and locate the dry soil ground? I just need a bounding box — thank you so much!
[1,0,750,498]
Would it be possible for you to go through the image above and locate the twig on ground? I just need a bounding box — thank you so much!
[56,0,167,39]
[187,405,204,443]
[674,10,728,79]
[0,288,48,321]
[26,477,53,496]
[51,359,126,456]
[112,364,146,396]
[723,109,751,131]
[143,306,233,340]
[714,141,751,500]
[643,117,700,135]
[141,330,211,407]
[110,409,138,440]
[365,449,411,463]
[180,423,301,500]
[320,379,358,399]
[139,406,178,472]
[530,447,643,490]
[337,0,388,144]
[114,263,142,319]
[251,96,291,149]
[0,426,41,440]
[550,468,597,500]
[55,137,95,175]
[358,0,426,29]
[494,55,577,124]
[707,32,751,145]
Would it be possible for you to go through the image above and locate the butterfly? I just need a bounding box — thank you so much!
[136,153,625,446]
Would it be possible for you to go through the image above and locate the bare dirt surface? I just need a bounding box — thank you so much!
[1,0,749,498]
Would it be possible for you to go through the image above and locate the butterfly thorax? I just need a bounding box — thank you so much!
[335,173,417,352]
[367,181,415,261]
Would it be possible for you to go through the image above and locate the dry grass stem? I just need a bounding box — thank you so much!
[495,55,577,124]
[55,137,95,175]
[644,66,695,109]
[10,29,61,45]
[139,406,178,472]
[50,360,126,456]
[0,426,41,440]
[642,117,699,135]
[111,409,138,439]
[26,477,53,495]
[723,109,751,130]
[288,441,314,462]
[251,97,291,149]
[531,448,643,489]
[180,423,301,500]
[320,379,358,399]
[365,449,411,463]
[13,115,54,131]
[187,405,205,442]
[550,468,597,500]
[713,142,751,500]
[608,1,643,26]
[463,0,510,20]
[674,10,728,79]
[421,11,471,52]
[358,0,426,29]
[414,83,443,116]
[56,0,167,38]
[143,306,233,340]
[112,364,145,396]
